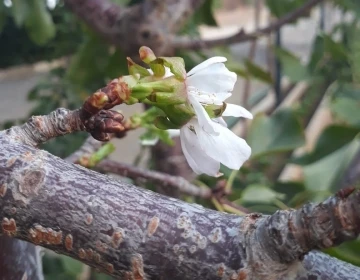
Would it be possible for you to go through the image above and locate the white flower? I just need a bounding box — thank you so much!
[146,57,253,176]
[179,116,251,177]
[186,57,253,134]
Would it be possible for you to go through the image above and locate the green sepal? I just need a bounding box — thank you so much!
[154,116,182,130]
[205,103,227,118]
[124,96,139,105]
[147,92,187,105]
[152,57,186,80]
[162,104,194,126]
[127,57,150,77]
[150,63,166,77]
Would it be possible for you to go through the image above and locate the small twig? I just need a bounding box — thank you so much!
[5,78,131,147]
[96,159,212,199]
[172,0,323,50]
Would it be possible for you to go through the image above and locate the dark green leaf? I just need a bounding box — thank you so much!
[266,0,307,19]
[244,60,273,84]
[273,47,309,82]
[11,0,30,26]
[303,135,360,199]
[292,125,360,165]
[239,184,285,204]
[330,98,360,128]
[247,109,305,158]
[60,255,82,276]
[105,48,129,78]
[25,0,56,45]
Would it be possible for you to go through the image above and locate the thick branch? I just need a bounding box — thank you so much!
[0,133,360,279]
[172,0,324,50]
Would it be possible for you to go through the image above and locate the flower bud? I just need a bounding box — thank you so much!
[139,46,157,63]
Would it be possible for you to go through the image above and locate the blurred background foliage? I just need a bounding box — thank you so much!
[0,0,360,279]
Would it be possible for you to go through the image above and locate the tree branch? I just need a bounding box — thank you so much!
[64,0,206,56]
[172,0,324,50]
[5,78,131,147]
[1,128,360,279]
[96,159,211,199]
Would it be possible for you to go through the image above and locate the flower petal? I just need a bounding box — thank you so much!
[187,62,237,96]
[188,87,230,105]
[223,104,253,119]
[212,117,227,127]
[188,93,218,135]
[167,129,181,137]
[197,121,251,170]
[187,56,227,76]
[180,123,220,176]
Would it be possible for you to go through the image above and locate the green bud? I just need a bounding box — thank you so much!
[127,57,150,77]
[150,63,166,77]
[139,46,157,63]
[158,57,186,80]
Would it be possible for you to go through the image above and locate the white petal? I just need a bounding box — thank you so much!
[212,117,227,127]
[187,63,237,97]
[197,121,251,170]
[187,56,227,76]
[167,129,180,138]
[188,93,218,135]
[223,104,253,119]
[180,123,220,176]
[188,87,230,105]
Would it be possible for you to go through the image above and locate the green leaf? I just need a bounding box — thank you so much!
[332,83,360,100]
[323,33,348,62]
[24,0,56,45]
[325,240,360,267]
[65,32,109,89]
[247,109,305,158]
[307,35,325,73]
[11,0,30,26]
[266,0,307,19]
[332,0,360,16]
[240,184,285,204]
[273,47,309,82]
[60,255,83,276]
[330,98,360,127]
[0,1,8,33]
[244,60,273,84]
[193,0,217,27]
[293,125,360,165]
[105,48,128,78]
[303,135,360,199]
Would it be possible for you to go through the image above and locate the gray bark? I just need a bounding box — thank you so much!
[1,132,360,280]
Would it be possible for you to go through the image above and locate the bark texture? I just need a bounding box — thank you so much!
[1,133,360,280]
